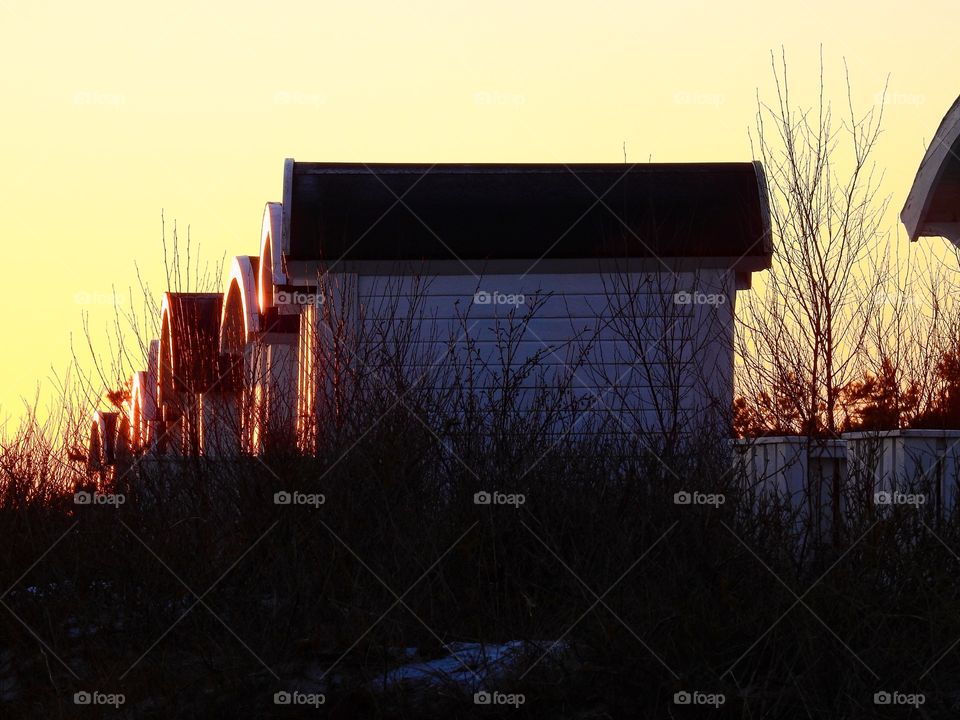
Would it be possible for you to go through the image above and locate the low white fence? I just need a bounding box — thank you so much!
[734,430,960,536]
[733,436,846,540]
[844,430,960,517]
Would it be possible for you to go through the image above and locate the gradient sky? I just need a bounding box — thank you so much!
[0,0,957,426]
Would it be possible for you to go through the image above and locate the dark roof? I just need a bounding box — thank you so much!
[284,162,772,264]
[161,293,224,395]
[902,95,960,242]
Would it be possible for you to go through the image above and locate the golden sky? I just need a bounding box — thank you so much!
[0,0,957,425]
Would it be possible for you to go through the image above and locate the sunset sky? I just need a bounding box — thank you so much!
[0,0,956,425]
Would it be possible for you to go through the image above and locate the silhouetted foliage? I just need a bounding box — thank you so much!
[839,357,919,431]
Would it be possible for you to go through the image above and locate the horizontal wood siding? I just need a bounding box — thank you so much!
[335,269,736,434]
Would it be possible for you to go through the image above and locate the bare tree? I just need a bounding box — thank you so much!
[848,240,960,430]
[737,49,890,438]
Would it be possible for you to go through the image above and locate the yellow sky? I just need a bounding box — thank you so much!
[0,0,957,426]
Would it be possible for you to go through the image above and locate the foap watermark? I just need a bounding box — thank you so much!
[473,90,526,107]
[674,291,726,306]
[473,290,525,307]
[875,91,925,107]
[274,690,326,707]
[674,690,725,708]
[673,90,725,107]
[73,91,125,107]
[274,491,325,508]
[873,289,917,306]
[73,291,120,306]
[474,490,525,508]
[474,690,525,708]
[674,490,725,508]
[74,491,125,507]
[874,690,925,708]
[273,90,326,107]
[276,290,324,307]
[875,491,925,508]
[74,691,125,708]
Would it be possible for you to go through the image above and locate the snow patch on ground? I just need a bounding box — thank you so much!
[373,640,567,692]
[0,648,18,702]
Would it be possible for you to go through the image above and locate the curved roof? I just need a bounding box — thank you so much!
[147,338,159,400]
[131,369,156,419]
[259,202,285,312]
[902,95,960,243]
[220,255,261,352]
[282,160,773,265]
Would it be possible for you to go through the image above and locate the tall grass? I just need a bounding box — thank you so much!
[1,264,959,718]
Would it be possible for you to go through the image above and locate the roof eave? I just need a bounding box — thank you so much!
[901,95,960,244]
